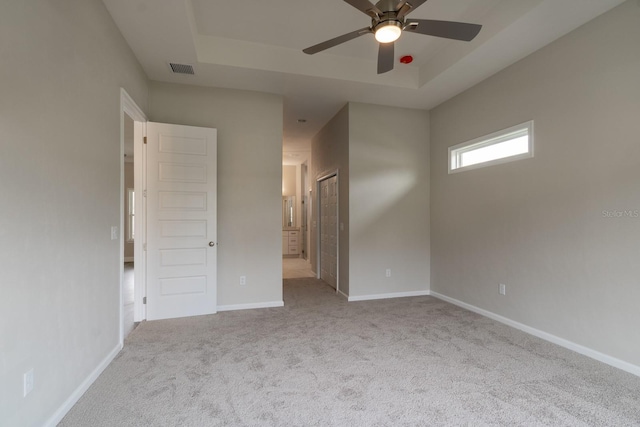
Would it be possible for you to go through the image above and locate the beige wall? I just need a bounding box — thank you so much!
[282,165,296,197]
[148,81,283,307]
[310,103,431,297]
[430,1,640,367]
[310,105,350,292]
[349,103,430,297]
[0,0,148,425]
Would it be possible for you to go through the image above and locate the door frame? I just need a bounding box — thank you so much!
[316,170,339,294]
[119,88,147,344]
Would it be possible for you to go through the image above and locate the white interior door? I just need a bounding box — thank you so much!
[146,122,217,321]
[319,175,338,289]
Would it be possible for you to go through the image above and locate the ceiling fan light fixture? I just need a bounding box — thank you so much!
[374,21,402,43]
[302,0,481,74]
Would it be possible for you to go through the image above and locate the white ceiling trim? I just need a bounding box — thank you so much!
[194,35,420,88]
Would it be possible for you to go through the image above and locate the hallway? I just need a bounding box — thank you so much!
[283,257,315,279]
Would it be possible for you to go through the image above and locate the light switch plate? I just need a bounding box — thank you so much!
[24,369,34,397]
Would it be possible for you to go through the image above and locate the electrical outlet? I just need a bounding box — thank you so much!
[110,226,118,240]
[385,269,391,278]
[240,276,246,286]
[499,283,506,295]
[24,369,34,397]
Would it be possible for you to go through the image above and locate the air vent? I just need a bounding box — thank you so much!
[169,63,195,75]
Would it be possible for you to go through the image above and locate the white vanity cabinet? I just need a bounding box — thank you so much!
[282,229,300,256]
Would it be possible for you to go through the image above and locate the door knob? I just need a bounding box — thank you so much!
[209,242,215,247]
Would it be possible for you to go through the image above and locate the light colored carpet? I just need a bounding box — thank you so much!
[60,278,640,426]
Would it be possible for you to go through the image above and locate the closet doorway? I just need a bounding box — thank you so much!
[318,173,338,291]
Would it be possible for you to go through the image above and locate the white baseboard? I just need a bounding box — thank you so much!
[430,291,640,378]
[348,290,430,302]
[217,300,284,312]
[44,342,122,427]
[337,289,349,299]
[123,257,134,263]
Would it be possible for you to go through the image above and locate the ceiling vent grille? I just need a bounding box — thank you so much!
[169,63,195,75]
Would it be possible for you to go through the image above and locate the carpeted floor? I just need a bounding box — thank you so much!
[60,278,640,426]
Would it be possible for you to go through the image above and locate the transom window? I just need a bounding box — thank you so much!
[449,121,534,173]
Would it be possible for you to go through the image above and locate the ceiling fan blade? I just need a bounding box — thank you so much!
[377,42,394,74]
[396,0,429,19]
[343,0,383,18]
[404,19,482,41]
[303,27,372,55]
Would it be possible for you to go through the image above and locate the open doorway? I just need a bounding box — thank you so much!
[282,150,313,279]
[120,89,147,344]
[122,113,135,337]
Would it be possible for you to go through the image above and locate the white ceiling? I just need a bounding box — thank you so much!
[102,0,624,157]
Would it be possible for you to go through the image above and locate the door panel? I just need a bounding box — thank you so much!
[146,122,217,320]
[320,175,338,289]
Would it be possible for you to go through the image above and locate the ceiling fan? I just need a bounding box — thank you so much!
[303,0,482,74]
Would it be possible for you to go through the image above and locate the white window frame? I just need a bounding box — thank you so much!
[127,188,135,242]
[448,121,534,174]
